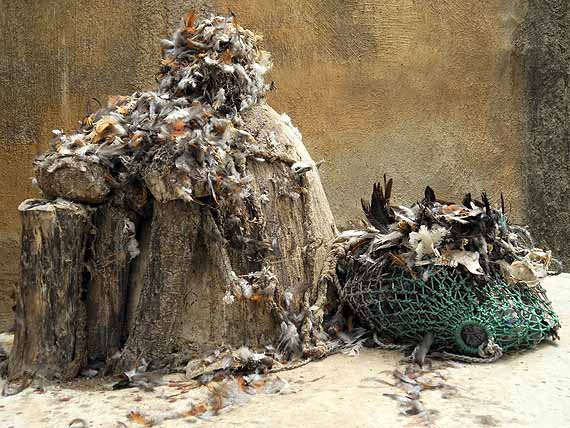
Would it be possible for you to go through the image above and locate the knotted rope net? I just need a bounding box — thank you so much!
[340,259,559,356]
[323,178,561,360]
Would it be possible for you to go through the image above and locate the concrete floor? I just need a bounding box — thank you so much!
[1,274,569,428]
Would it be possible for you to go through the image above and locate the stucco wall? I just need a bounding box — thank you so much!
[0,0,553,329]
[523,1,570,264]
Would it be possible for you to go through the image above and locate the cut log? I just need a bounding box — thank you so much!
[86,204,137,363]
[8,199,91,381]
[34,154,111,204]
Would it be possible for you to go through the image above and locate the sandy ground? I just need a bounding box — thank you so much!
[1,274,569,428]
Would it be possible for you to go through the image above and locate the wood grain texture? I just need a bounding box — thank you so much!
[8,199,91,381]
[86,204,135,363]
[120,200,201,367]
[119,103,336,368]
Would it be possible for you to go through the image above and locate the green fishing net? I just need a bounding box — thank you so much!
[341,258,560,356]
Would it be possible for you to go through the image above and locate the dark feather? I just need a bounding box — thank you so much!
[383,174,393,205]
[424,186,436,204]
[462,192,472,207]
[362,178,395,231]
[481,192,491,215]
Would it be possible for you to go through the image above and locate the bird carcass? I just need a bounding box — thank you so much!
[8,11,336,382]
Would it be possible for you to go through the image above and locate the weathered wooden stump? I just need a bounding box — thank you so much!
[8,103,337,378]
[119,103,337,368]
[9,199,91,381]
[7,12,338,381]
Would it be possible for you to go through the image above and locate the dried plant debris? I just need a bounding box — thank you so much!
[112,346,289,426]
[381,365,451,426]
[378,339,456,427]
[327,326,371,357]
[183,346,274,381]
[37,11,273,206]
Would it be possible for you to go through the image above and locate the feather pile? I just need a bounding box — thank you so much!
[37,11,273,205]
[380,361,456,425]
[356,175,560,287]
[126,373,287,426]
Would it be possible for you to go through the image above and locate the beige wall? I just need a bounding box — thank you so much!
[241,0,528,227]
[0,0,529,329]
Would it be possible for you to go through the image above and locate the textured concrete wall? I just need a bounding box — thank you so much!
[0,0,561,328]
[228,0,529,227]
[522,1,570,264]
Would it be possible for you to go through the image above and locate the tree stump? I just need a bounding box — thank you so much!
[119,103,337,368]
[8,12,338,378]
[8,199,91,381]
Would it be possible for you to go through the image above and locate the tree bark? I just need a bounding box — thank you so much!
[11,103,337,375]
[8,199,91,381]
[86,204,136,364]
[119,104,337,369]
[180,204,280,348]
[119,200,202,367]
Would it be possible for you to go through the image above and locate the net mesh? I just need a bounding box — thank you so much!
[341,256,560,355]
